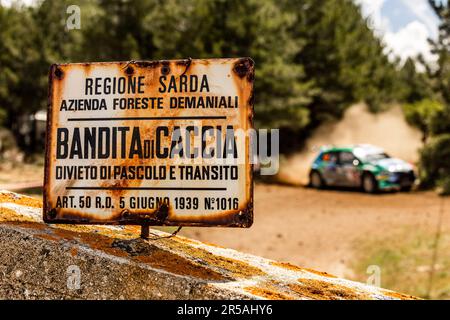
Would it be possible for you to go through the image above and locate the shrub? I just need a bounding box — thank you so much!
[403,99,443,139]
[419,134,450,194]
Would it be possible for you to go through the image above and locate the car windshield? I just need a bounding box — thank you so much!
[360,152,390,162]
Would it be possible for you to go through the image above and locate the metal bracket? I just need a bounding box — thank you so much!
[140,225,182,240]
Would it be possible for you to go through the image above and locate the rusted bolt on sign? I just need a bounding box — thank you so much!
[44,58,254,228]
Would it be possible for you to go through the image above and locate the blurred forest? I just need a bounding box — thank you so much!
[0,0,449,192]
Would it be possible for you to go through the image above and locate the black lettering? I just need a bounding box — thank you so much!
[156,126,169,158]
[200,75,209,92]
[56,128,69,159]
[85,78,93,95]
[159,76,167,93]
[69,128,82,159]
[84,127,96,159]
[98,127,110,159]
[129,127,143,158]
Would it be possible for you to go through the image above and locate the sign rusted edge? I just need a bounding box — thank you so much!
[43,58,254,228]
[43,64,57,224]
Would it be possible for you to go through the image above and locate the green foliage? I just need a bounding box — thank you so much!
[429,104,450,135]
[0,0,84,148]
[419,134,450,194]
[80,0,314,130]
[403,99,444,139]
[0,0,432,147]
[288,0,402,123]
[0,5,35,127]
[5,0,448,191]
[399,58,435,103]
[414,1,450,193]
[80,0,154,60]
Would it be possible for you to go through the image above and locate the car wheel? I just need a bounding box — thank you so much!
[362,173,377,193]
[401,185,412,192]
[310,171,324,189]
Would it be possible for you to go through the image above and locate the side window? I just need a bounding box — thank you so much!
[322,152,338,164]
[339,152,356,165]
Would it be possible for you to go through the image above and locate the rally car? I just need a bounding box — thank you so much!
[309,144,416,193]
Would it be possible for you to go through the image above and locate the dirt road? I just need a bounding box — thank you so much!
[5,160,447,281]
[182,184,449,279]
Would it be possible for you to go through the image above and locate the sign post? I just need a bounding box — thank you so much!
[44,58,254,229]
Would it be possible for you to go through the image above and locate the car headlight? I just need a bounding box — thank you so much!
[377,171,390,180]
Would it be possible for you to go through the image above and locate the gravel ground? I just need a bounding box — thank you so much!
[182,183,449,280]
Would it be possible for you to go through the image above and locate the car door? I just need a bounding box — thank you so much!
[337,151,361,187]
[321,151,340,186]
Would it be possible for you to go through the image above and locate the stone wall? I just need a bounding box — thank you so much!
[0,190,416,300]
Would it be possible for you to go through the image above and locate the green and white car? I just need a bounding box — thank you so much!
[309,144,416,193]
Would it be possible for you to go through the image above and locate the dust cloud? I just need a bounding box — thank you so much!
[277,103,423,185]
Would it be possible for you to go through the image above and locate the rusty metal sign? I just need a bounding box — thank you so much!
[44,58,254,227]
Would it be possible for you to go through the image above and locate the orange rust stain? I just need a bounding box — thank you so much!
[174,237,202,246]
[289,279,371,300]
[166,234,225,250]
[164,240,265,278]
[244,286,293,300]
[70,247,78,257]
[3,220,48,230]
[173,236,208,246]
[301,267,338,278]
[270,261,303,272]
[49,227,132,258]
[50,227,75,241]
[382,290,420,300]
[2,219,126,259]
[34,233,61,242]
[53,224,134,241]
[199,240,227,249]
[134,250,227,281]
[8,219,226,281]
[52,226,227,280]
[0,207,36,223]
[123,225,141,235]
[0,193,257,282]
[0,192,42,209]
[270,261,337,278]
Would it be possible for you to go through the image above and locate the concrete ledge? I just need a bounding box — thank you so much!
[0,190,417,300]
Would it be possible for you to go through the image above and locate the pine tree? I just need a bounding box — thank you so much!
[416,1,450,193]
